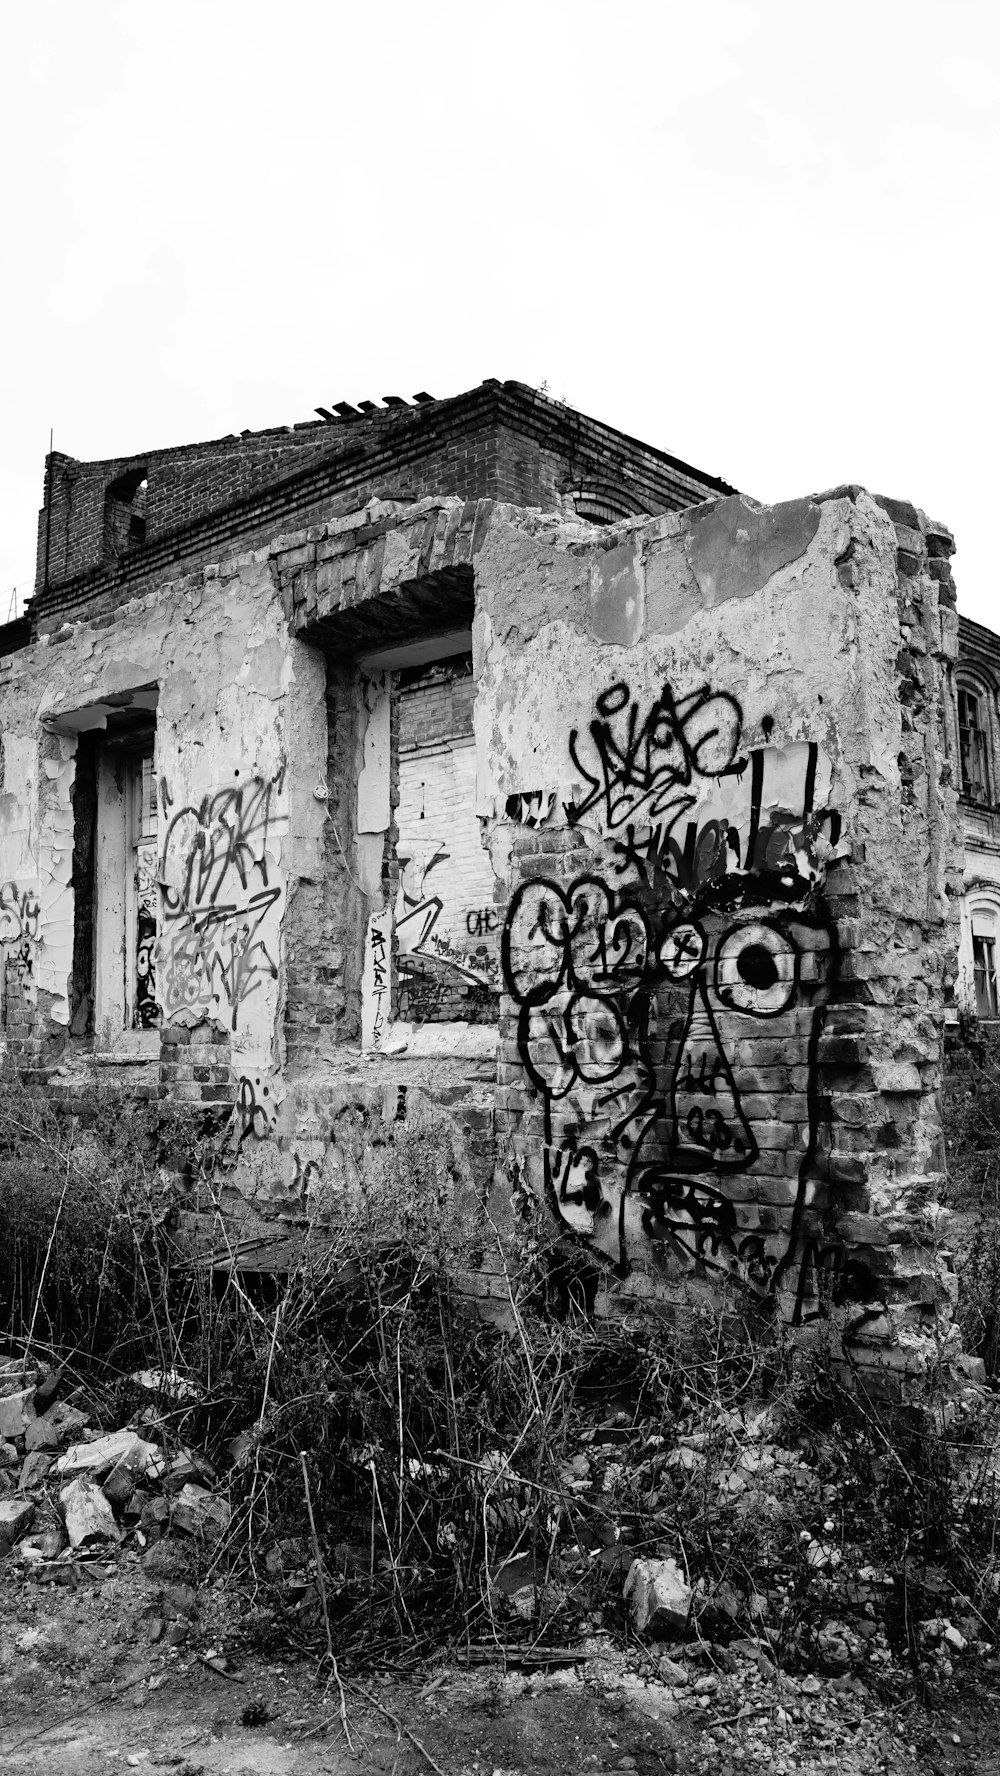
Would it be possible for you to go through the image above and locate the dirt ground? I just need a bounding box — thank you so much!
[4,1551,1000,1776]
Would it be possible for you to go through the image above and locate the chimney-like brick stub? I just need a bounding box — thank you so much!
[473,490,961,1379]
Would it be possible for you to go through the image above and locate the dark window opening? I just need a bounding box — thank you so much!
[959,686,991,804]
[571,485,642,527]
[103,468,148,563]
[974,933,999,1019]
[68,697,160,1040]
[129,745,160,1029]
[69,734,99,1035]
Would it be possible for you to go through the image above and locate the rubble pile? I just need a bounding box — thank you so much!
[483,1399,998,1701]
[0,1355,231,1576]
[2,1341,997,1717]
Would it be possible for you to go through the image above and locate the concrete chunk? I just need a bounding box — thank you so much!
[0,1389,35,1441]
[59,1476,121,1548]
[0,1498,34,1546]
[24,1401,87,1453]
[56,1430,164,1480]
[18,1452,53,1491]
[624,1557,692,1636]
[171,1483,231,1542]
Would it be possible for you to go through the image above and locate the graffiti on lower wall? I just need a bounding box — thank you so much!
[236,1071,280,1141]
[0,881,41,1015]
[158,766,285,1053]
[0,883,41,947]
[502,676,874,1324]
[362,908,392,1050]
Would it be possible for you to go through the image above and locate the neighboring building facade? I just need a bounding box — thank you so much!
[953,616,1000,1022]
[0,383,970,1377]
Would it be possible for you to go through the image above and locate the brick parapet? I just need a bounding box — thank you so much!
[30,383,736,636]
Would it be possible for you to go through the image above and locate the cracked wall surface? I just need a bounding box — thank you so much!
[466,491,962,1373]
[0,546,326,1116]
[0,478,965,1378]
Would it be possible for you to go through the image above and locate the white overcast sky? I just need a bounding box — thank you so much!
[0,1,997,626]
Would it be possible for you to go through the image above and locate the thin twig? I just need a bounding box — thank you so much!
[348,1681,447,1776]
[300,1449,353,1752]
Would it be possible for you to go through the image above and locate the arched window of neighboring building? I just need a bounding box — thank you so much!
[972,905,1000,1018]
[571,486,642,527]
[958,682,992,804]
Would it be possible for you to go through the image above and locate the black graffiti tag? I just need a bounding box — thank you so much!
[160,766,286,910]
[501,675,880,1327]
[566,681,745,838]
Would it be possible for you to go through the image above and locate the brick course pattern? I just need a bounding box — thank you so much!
[29,382,735,636]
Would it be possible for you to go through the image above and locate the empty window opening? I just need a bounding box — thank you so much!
[974,932,999,1019]
[129,749,160,1028]
[65,691,160,1042]
[959,685,991,804]
[394,656,498,1026]
[103,468,148,562]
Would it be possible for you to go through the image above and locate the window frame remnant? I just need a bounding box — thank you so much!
[958,683,992,805]
[974,930,999,1019]
[126,747,160,1030]
[58,689,160,1050]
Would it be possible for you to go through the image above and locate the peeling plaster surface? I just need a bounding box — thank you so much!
[357,674,391,835]
[0,481,962,1371]
[687,494,822,609]
[0,549,319,1077]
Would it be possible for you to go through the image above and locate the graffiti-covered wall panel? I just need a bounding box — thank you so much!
[471,491,962,1356]
[0,547,325,1102]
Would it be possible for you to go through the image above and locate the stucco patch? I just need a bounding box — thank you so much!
[590,544,644,647]
[688,495,821,609]
[643,540,705,637]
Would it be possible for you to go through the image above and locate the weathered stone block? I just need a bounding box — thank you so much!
[0,1498,34,1545]
[871,1061,922,1094]
[624,1557,692,1635]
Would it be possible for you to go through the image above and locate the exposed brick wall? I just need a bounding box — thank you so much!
[36,430,343,592]
[159,1022,235,1108]
[283,658,365,1066]
[399,662,477,748]
[30,383,737,636]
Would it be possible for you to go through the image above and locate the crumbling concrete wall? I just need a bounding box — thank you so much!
[467,490,962,1371]
[0,546,326,1119]
[0,473,965,1374]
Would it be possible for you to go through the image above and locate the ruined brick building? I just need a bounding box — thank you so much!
[0,379,978,1377]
